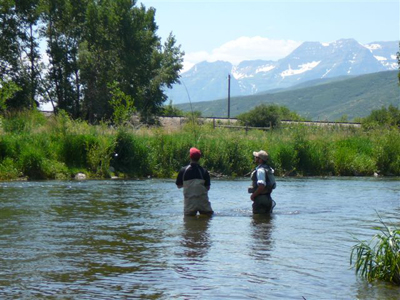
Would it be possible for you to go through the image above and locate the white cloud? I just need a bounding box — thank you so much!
[182,36,301,72]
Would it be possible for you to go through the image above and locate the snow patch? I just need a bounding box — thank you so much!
[321,42,330,47]
[232,70,253,79]
[280,61,321,78]
[374,55,387,61]
[255,65,275,73]
[364,44,382,51]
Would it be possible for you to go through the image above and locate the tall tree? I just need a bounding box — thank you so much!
[41,0,88,117]
[79,0,183,123]
[0,0,41,110]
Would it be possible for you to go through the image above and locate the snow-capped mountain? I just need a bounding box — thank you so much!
[166,39,398,104]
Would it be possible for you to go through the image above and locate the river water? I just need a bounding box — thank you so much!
[0,177,399,299]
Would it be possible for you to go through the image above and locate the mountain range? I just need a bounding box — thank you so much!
[176,70,399,121]
[166,39,398,104]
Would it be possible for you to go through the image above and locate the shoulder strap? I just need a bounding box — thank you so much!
[183,165,191,181]
[183,164,204,181]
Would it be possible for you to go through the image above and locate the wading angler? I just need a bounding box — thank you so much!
[248,150,276,214]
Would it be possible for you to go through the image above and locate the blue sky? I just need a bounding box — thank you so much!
[139,0,399,71]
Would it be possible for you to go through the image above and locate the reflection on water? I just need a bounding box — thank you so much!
[250,215,274,261]
[181,216,212,260]
[0,178,399,299]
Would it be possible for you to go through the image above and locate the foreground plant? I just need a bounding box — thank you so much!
[350,217,400,285]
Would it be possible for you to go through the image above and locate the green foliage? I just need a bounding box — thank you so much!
[237,104,281,128]
[236,104,304,128]
[1,0,183,122]
[87,135,115,178]
[108,82,136,126]
[351,217,400,285]
[78,0,183,123]
[2,109,47,133]
[361,105,400,128]
[373,129,400,175]
[331,137,375,176]
[0,80,21,112]
[0,157,20,180]
[60,133,97,168]
[0,111,399,180]
[161,100,184,117]
[19,145,46,179]
[111,129,151,177]
[269,142,298,175]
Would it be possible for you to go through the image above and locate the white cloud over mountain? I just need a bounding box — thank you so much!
[182,36,302,72]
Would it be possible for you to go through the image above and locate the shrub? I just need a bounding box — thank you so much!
[0,157,20,180]
[111,130,151,177]
[361,105,400,128]
[87,135,115,177]
[60,134,98,168]
[373,129,400,175]
[351,218,400,285]
[237,104,281,128]
[19,146,47,179]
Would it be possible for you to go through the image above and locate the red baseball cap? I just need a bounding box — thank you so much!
[190,147,201,160]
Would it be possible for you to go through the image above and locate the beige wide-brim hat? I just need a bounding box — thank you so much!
[253,150,269,162]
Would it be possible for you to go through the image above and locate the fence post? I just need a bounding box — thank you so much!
[213,117,216,129]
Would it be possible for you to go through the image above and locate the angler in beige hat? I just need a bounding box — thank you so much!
[248,150,276,214]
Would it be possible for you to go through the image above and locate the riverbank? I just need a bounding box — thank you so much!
[0,111,399,180]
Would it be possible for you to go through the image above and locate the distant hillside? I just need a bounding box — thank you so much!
[176,70,400,121]
[167,39,398,104]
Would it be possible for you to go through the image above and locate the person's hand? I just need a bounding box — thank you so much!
[250,194,255,201]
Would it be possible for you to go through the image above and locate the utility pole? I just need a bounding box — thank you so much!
[227,74,231,121]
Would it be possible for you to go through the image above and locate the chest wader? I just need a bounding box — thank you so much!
[182,166,213,216]
[250,166,276,214]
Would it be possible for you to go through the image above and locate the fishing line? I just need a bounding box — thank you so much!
[180,79,199,141]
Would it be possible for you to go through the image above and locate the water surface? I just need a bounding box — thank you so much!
[0,177,399,299]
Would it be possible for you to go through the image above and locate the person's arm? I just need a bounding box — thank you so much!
[205,170,211,190]
[251,184,265,201]
[176,169,184,189]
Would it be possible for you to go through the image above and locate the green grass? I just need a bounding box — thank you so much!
[351,216,400,285]
[0,111,399,180]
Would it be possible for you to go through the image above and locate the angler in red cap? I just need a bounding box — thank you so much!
[176,147,213,216]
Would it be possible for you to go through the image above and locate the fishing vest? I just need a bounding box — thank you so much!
[251,164,276,195]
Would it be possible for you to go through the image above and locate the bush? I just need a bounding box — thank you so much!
[87,135,115,177]
[237,104,281,128]
[60,134,98,168]
[361,105,400,128]
[351,217,400,285]
[237,104,304,128]
[111,130,151,177]
[19,146,47,179]
[0,158,20,180]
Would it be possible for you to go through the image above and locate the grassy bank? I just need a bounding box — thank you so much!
[0,111,399,180]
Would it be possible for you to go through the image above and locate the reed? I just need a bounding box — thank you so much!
[351,217,400,285]
[0,111,399,180]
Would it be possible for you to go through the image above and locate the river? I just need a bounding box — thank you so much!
[0,177,399,299]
